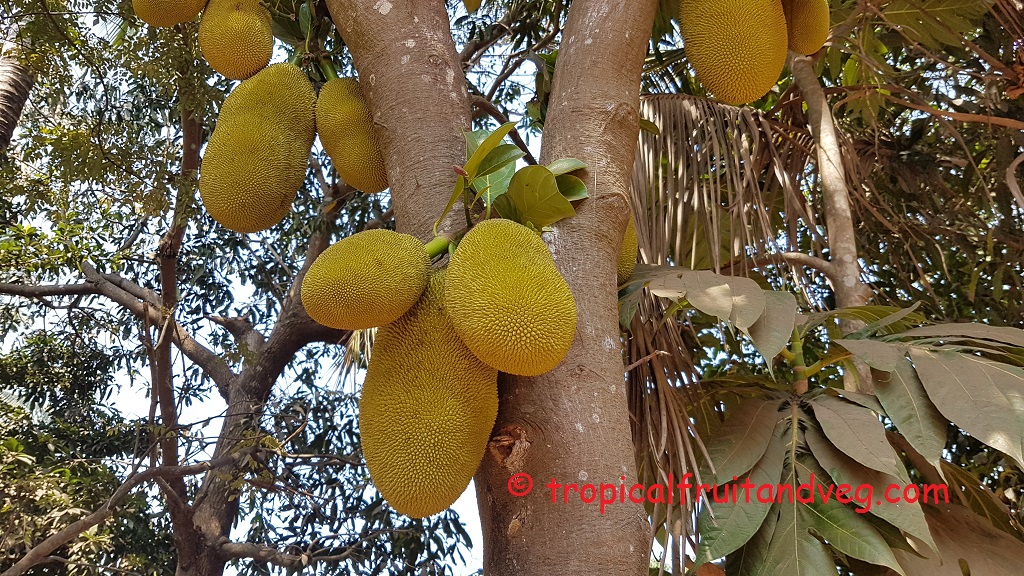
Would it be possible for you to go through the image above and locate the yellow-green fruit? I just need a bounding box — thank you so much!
[359,270,498,518]
[445,219,577,376]
[132,0,206,27]
[199,0,273,80]
[679,0,788,105]
[784,0,830,55]
[301,230,430,330]
[618,215,638,285]
[316,78,388,193]
[199,64,316,233]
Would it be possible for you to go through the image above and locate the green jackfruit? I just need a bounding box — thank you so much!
[679,0,788,105]
[199,64,316,233]
[445,219,577,376]
[618,214,638,285]
[132,0,206,27]
[316,78,388,193]
[359,270,498,518]
[301,230,430,330]
[199,0,274,80]
[783,0,830,55]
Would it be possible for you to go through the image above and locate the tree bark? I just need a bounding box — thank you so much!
[790,54,872,392]
[0,41,34,152]
[324,0,472,242]
[474,1,657,574]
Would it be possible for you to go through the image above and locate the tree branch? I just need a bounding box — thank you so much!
[0,282,96,297]
[469,95,537,165]
[0,455,246,576]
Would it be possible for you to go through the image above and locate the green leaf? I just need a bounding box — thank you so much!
[474,144,525,180]
[700,399,784,484]
[872,358,947,469]
[464,123,515,179]
[725,277,766,331]
[697,425,786,564]
[752,486,837,576]
[805,426,937,553]
[618,283,644,329]
[909,348,1024,469]
[810,395,911,483]
[433,175,466,236]
[546,157,587,176]
[639,118,661,135]
[796,457,908,576]
[836,339,907,372]
[939,461,1020,537]
[555,174,589,201]
[504,165,576,228]
[744,291,798,364]
[474,162,516,206]
[491,193,520,222]
[898,323,1024,348]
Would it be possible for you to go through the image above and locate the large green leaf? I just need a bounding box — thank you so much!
[884,0,993,48]
[464,122,514,179]
[835,339,908,372]
[805,426,937,553]
[899,323,1024,348]
[939,461,1020,537]
[503,165,576,228]
[753,482,838,576]
[745,291,798,364]
[725,277,766,331]
[893,504,1024,576]
[871,358,947,469]
[700,398,784,484]
[697,424,787,564]
[810,395,911,483]
[910,349,1024,469]
[795,457,907,575]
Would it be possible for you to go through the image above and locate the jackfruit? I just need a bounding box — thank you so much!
[783,0,830,55]
[359,270,498,518]
[132,0,207,27]
[199,64,316,233]
[199,0,274,80]
[679,0,788,105]
[445,219,577,376]
[316,78,388,193]
[301,230,430,330]
[618,214,638,285]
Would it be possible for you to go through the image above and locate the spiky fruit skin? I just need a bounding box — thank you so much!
[783,0,830,55]
[316,78,388,193]
[618,214,639,285]
[200,64,316,233]
[199,0,273,80]
[359,270,499,519]
[679,0,788,105]
[301,230,430,330]
[132,0,207,27]
[445,219,577,376]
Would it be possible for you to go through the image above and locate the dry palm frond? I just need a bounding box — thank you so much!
[992,0,1024,42]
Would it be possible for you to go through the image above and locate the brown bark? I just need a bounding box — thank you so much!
[0,41,34,152]
[791,54,872,392]
[324,0,472,241]
[474,1,657,574]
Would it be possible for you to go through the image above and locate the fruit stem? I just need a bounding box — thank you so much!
[424,235,451,258]
[318,59,340,81]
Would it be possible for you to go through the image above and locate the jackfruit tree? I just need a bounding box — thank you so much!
[1,0,1024,575]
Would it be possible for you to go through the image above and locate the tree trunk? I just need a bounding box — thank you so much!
[474,1,657,574]
[790,54,872,391]
[0,41,34,152]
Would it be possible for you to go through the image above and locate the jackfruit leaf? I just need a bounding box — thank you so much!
[474,162,516,206]
[474,144,524,180]
[725,502,779,575]
[909,348,1024,469]
[756,481,836,576]
[745,291,797,363]
[639,118,661,135]
[696,425,786,564]
[832,306,927,334]
[464,122,514,180]
[892,503,1024,576]
[504,165,576,228]
[463,0,483,13]
[433,175,466,236]
[939,461,1020,537]
[546,158,587,176]
[555,174,588,201]
[684,271,733,322]
[810,395,911,484]
[699,398,783,484]
[871,359,947,469]
[491,193,520,222]
[724,277,765,331]
[298,2,312,36]
[835,339,907,372]
[272,18,305,45]
[898,323,1024,348]
[795,456,908,576]
[846,302,924,339]
[805,426,937,553]
[618,283,644,329]
[834,389,886,416]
